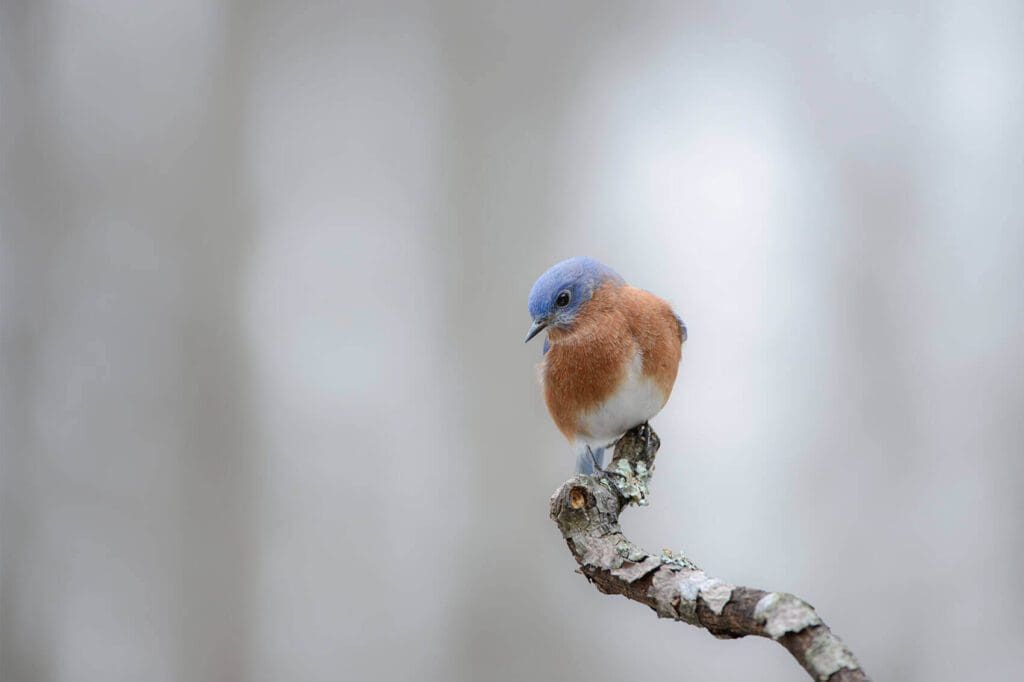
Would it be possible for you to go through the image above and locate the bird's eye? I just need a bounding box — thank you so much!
[555,290,571,308]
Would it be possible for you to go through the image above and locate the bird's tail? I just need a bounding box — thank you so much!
[575,445,607,475]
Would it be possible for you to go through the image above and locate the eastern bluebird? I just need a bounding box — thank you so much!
[525,257,686,474]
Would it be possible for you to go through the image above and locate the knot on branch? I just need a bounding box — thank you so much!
[549,422,660,523]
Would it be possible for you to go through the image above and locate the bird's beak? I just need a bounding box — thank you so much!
[524,319,548,343]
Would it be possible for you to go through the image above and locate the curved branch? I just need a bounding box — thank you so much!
[549,425,869,681]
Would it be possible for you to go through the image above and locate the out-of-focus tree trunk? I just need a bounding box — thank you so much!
[0,3,257,680]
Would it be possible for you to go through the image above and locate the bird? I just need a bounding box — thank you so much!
[525,256,686,474]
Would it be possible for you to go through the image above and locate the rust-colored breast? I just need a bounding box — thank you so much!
[619,286,684,399]
[542,283,632,439]
[541,283,684,441]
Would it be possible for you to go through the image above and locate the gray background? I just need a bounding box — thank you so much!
[2,2,1022,680]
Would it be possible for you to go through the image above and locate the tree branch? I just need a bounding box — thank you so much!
[549,424,869,681]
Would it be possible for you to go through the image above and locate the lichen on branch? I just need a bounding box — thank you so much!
[549,424,869,681]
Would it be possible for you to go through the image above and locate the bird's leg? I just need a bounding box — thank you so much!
[585,445,602,476]
[643,421,653,456]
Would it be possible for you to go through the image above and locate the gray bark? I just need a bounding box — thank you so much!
[550,425,869,681]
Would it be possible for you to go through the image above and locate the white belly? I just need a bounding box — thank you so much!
[576,350,667,446]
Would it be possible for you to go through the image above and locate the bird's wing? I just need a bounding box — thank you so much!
[674,312,688,343]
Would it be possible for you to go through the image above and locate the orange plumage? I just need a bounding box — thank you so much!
[542,284,684,442]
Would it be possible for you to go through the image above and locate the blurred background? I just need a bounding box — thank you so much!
[2,1,1022,680]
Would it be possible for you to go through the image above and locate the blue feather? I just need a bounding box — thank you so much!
[527,257,623,330]
[674,313,688,342]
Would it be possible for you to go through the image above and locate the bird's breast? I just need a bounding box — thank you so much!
[542,329,629,440]
[543,340,669,444]
[540,283,682,444]
[574,349,668,444]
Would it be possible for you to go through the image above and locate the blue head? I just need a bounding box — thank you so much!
[525,257,624,342]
